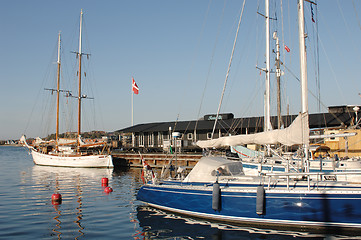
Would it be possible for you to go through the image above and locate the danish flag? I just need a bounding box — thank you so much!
[132,78,139,94]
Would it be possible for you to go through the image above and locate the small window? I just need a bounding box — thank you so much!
[207,132,212,139]
[187,133,193,140]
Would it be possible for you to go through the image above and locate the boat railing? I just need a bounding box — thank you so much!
[262,171,361,191]
[269,147,300,172]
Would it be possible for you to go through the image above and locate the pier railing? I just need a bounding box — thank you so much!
[111,152,202,169]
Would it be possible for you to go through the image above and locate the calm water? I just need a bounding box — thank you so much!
[0,146,359,239]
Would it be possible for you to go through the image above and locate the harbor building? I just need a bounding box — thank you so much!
[114,105,361,157]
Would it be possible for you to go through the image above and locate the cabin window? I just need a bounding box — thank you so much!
[157,132,163,147]
[207,132,212,139]
[139,134,145,147]
[187,133,193,140]
[148,133,154,147]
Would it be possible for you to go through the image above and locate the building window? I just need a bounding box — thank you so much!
[207,132,212,139]
[187,133,193,140]
[148,133,154,147]
[139,134,144,147]
[157,132,163,147]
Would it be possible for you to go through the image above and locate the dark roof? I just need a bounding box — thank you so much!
[116,112,355,134]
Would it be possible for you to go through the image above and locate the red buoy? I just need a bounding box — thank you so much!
[51,193,62,205]
[52,193,62,201]
[101,178,109,186]
[52,200,61,206]
[104,186,113,193]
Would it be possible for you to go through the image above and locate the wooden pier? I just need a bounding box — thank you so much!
[111,152,202,169]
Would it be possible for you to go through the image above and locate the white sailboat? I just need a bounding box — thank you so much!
[21,10,113,168]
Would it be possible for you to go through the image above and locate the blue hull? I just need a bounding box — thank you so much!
[137,182,361,231]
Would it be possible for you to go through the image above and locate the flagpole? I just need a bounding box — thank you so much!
[131,78,135,147]
[131,82,134,127]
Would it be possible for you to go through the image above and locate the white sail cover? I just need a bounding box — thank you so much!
[197,112,309,148]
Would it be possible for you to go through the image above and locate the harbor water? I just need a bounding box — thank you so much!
[0,146,359,239]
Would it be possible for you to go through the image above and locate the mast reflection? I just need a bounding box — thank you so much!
[32,165,113,239]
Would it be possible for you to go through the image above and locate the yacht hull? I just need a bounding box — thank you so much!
[137,181,361,231]
[31,149,113,168]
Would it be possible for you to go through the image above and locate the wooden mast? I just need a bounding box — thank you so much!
[77,9,83,149]
[56,32,61,150]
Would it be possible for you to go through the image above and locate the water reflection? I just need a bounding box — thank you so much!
[52,205,61,239]
[136,206,361,240]
[31,165,114,239]
[74,178,84,240]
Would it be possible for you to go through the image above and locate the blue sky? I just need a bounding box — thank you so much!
[1,0,360,140]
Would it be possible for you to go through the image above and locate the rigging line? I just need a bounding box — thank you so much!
[83,55,105,132]
[279,0,289,119]
[174,0,213,135]
[308,1,321,112]
[211,0,246,139]
[316,27,346,108]
[337,0,361,55]
[227,0,263,133]
[23,39,61,136]
[223,12,260,123]
[181,121,193,139]
[352,0,361,31]
[314,1,321,112]
[315,2,360,104]
[80,33,106,133]
[229,78,264,133]
[282,63,346,126]
[194,0,226,140]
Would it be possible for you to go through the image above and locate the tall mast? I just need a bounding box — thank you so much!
[273,31,282,129]
[77,9,83,147]
[298,1,308,115]
[265,0,271,132]
[56,32,61,150]
[298,0,309,165]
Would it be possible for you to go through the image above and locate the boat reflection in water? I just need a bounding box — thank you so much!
[31,165,113,239]
[135,206,347,240]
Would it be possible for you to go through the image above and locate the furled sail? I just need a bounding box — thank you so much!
[196,112,309,148]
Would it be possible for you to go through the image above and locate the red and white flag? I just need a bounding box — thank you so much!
[132,78,139,94]
[139,152,155,184]
[285,45,290,52]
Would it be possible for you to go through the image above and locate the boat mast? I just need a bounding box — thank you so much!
[273,31,282,129]
[265,0,271,132]
[56,32,61,150]
[298,0,309,167]
[77,9,83,148]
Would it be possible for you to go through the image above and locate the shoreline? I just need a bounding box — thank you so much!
[0,144,22,147]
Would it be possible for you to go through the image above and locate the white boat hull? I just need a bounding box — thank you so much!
[31,149,113,168]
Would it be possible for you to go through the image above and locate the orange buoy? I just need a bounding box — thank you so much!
[101,178,109,186]
[104,186,113,193]
[51,193,62,205]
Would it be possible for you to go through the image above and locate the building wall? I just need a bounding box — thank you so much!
[324,128,361,158]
